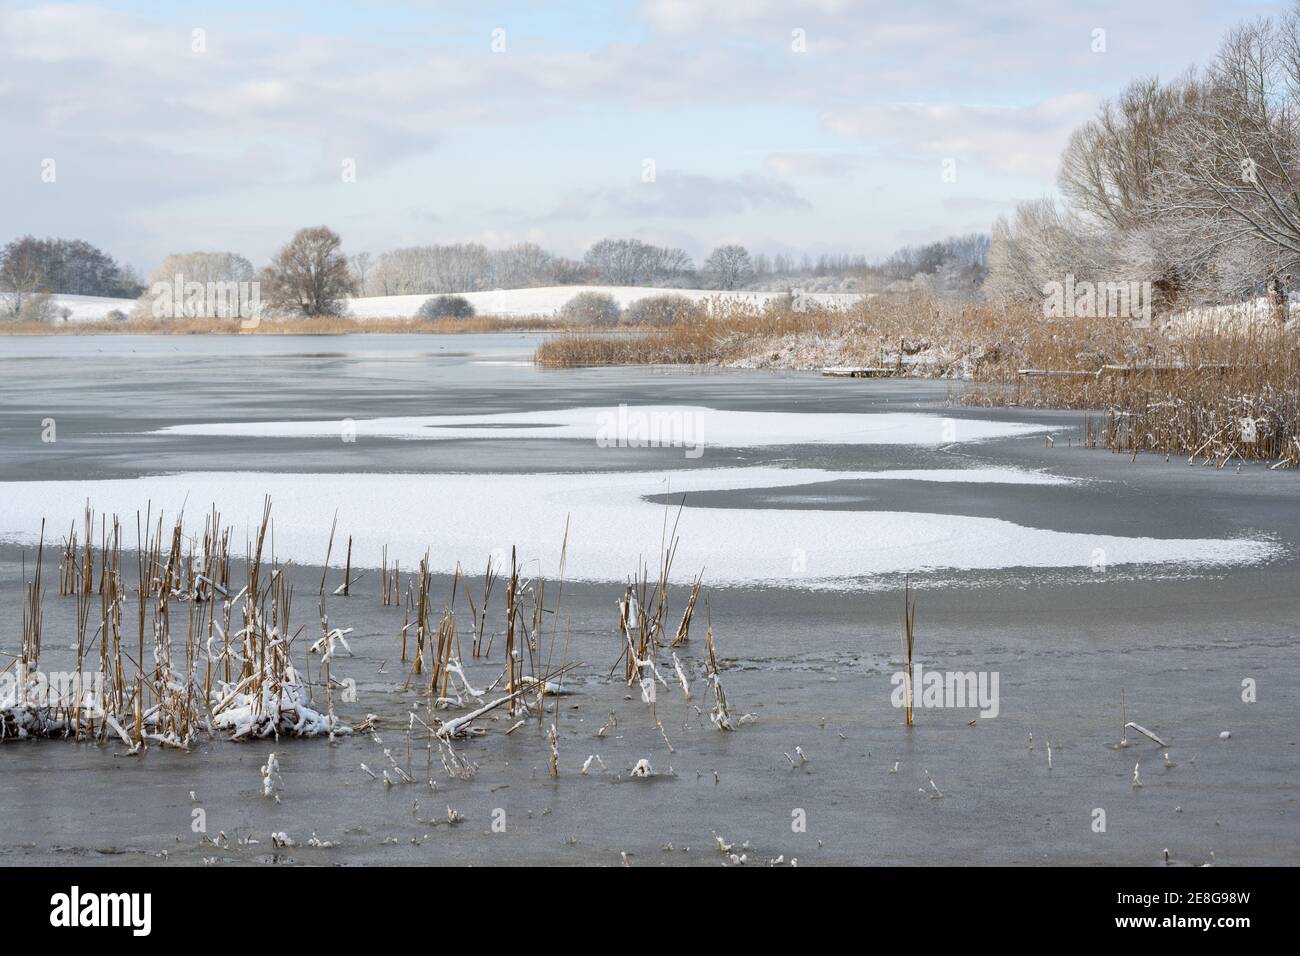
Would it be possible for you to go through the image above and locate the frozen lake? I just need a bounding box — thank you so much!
[0,333,1296,865]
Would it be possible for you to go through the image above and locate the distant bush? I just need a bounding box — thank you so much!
[560,291,621,326]
[105,309,128,322]
[416,294,476,320]
[623,294,699,326]
[17,293,58,323]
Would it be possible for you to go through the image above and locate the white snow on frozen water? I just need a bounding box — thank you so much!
[153,406,1051,448]
[0,467,1277,589]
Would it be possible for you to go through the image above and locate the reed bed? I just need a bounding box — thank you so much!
[10,498,579,750]
[535,299,854,368]
[6,496,768,828]
[535,294,1300,467]
[966,315,1300,467]
[609,502,752,742]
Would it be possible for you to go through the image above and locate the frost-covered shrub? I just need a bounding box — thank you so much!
[416,294,476,320]
[105,309,128,322]
[561,291,621,326]
[17,293,57,323]
[624,294,698,326]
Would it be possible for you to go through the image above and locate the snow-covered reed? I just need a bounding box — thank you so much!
[3,501,349,747]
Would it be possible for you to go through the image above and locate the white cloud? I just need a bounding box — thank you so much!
[546,173,811,221]
[821,94,1100,178]
[0,0,1279,267]
[765,151,864,177]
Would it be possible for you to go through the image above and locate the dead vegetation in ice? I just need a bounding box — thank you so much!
[2,494,763,865]
[2,503,354,747]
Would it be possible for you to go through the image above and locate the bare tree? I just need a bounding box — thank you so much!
[1009,8,1300,310]
[1059,76,1197,231]
[135,251,256,319]
[1151,11,1300,306]
[491,242,556,288]
[983,199,1116,304]
[0,243,47,318]
[350,251,371,296]
[369,243,496,294]
[260,226,357,317]
[704,244,753,289]
[583,238,694,286]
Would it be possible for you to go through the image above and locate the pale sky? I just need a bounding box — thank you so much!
[0,0,1282,272]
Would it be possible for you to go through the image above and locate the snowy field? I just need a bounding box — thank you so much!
[341,285,865,319]
[42,288,1296,327]
[41,293,135,322]
[45,285,866,323]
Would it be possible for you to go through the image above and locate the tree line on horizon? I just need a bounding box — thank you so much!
[13,6,1300,322]
[0,228,989,320]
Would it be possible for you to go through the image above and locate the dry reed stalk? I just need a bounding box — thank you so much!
[540,518,570,696]
[899,577,917,728]
[319,511,337,595]
[59,522,76,596]
[21,523,46,698]
[432,608,456,701]
[400,589,411,662]
[343,536,352,596]
[616,571,648,683]
[319,599,335,740]
[504,548,519,716]
[82,503,93,595]
[412,554,431,677]
[671,572,703,646]
[471,555,498,658]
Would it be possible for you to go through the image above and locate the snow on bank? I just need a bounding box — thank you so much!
[46,294,135,322]
[154,406,1050,448]
[0,468,1276,589]
[40,287,864,324]
[1165,295,1298,332]
[343,286,864,319]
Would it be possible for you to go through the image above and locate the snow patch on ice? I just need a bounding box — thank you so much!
[154,406,1051,447]
[0,467,1278,588]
